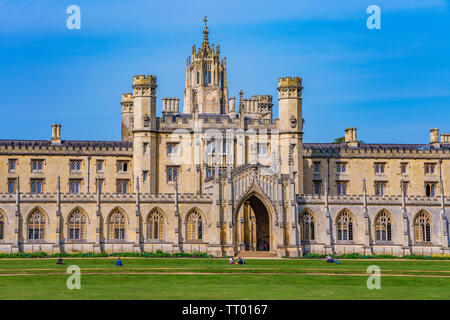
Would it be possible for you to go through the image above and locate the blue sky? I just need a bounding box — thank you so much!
[0,0,449,143]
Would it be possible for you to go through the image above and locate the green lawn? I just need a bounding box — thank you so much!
[0,258,449,299]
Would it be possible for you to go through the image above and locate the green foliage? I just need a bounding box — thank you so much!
[332,136,345,144]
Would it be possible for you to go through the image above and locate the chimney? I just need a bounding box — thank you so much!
[345,127,358,147]
[430,128,440,148]
[441,133,450,144]
[51,124,61,145]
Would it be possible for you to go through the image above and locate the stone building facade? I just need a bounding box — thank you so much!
[0,20,449,257]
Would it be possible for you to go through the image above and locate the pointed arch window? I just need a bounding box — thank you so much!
[28,209,46,240]
[0,212,4,240]
[68,209,87,241]
[299,210,315,241]
[147,210,165,240]
[375,210,392,242]
[414,211,431,243]
[186,209,203,241]
[108,210,126,240]
[336,210,353,241]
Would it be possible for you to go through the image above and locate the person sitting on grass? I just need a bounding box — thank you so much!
[237,257,246,266]
[115,257,123,267]
[56,257,63,265]
[228,257,234,265]
[326,255,340,264]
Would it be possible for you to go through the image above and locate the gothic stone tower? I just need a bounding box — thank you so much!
[132,75,158,194]
[183,17,229,114]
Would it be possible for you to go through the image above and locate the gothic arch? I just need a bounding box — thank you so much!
[0,209,8,225]
[146,207,167,241]
[106,206,130,224]
[67,207,89,241]
[106,207,128,241]
[233,183,275,224]
[413,209,432,243]
[26,207,50,225]
[185,207,206,241]
[26,207,48,241]
[67,206,90,224]
[0,209,6,240]
[145,207,169,226]
[374,209,393,242]
[335,208,355,241]
[298,208,316,242]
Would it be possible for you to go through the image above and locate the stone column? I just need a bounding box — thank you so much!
[439,165,449,252]
[54,177,62,253]
[173,175,180,253]
[286,163,300,257]
[225,167,234,256]
[134,177,141,252]
[94,178,102,253]
[362,179,373,255]
[401,179,412,255]
[324,178,333,254]
[13,177,21,253]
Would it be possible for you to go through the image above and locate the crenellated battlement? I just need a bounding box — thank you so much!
[278,76,302,87]
[121,93,133,102]
[133,74,157,85]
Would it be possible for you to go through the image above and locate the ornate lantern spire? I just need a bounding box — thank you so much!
[202,16,209,47]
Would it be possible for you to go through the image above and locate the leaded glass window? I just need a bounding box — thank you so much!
[31,179,43,193]
[336,209,353,241]
[186,210,202,241]
[108,210,126,240]
[28,209,46,240]
[147,210,165,240]
[414,211,431,243]
[299,210,315,241]
[68,209,87,240]
[375,210,392,242]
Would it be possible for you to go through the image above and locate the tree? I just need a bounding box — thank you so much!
[332,136,345,144]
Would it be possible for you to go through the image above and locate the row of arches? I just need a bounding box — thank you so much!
[299,208,432,243]
[0,207,204,243]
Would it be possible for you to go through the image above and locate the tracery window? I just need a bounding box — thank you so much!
[375,210,392,242]
[28,209,46,240]
[147,210,165,240]
[0,213,4,240]
[414,211,431,243]
[336,209,353,241]
[186,209,203,241]
[108,209,126,240]
[299,210,315,241]
[68,209,87,241]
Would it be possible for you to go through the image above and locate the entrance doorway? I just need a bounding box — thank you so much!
[236,195,270,251]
